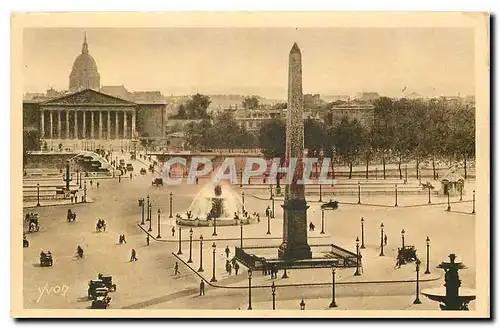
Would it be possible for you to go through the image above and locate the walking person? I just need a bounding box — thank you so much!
[130,249,138,262]
[96,182,99,188]
[199,280,205,296]
[234,262,240,275]
[265,206,270,218]
[225,246,230,258]
[384,234,388,246]
[146,235,150,246]
[90,180,93,187]
[174,262,180,275]
[171,227,175,237]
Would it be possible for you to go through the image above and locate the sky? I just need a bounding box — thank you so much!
[22,27,475,99]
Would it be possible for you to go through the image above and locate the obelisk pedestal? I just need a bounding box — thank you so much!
[278,43,312,260]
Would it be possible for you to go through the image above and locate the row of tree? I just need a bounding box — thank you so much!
[183,97,475,179]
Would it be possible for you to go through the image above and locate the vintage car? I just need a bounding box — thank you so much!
[88,280,107,299]
[97,273,117,292]
[91,295,111,309]
[140,168,147,175]
[26,213,40,232]
[397,246,418,265]
[321,200,339,210]
[39,252,53,267]
[152,178,163,186]
[126,163,134,172]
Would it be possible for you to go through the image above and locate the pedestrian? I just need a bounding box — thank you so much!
[70,195,74,204]
[90,180,93,187]
[171,227,175,237]
[225,246,230,258]
[96,182,100,188]
[234,262,240,275]
[118,175,121,183]
[199,280,205,296]
[228,263,232,275]
[130,173,132,180]
[174,262,180,275]
[130,249,138,261]
[265,206,270,218]
[257,214,260,223]
[384,234,388,246]
[225,260,230,273]
[122,234,127,243]
[146,235,150,246]
[196,177,199,184]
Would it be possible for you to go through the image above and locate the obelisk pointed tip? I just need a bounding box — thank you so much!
[290,42,301,54]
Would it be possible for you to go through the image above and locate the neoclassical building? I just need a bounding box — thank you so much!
[23,33,166,151]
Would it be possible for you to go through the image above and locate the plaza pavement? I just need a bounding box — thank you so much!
[22,158,477,310]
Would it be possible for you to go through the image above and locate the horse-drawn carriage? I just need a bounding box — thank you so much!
[396,246,418,266]
[25,213,40,232]
[39,251,53,267]
[152,178,163,186]
[67,209,77,222]
[96,219,106,232]
[140,168,147,175]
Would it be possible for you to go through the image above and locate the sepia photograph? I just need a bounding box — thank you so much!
[11,12,490,318]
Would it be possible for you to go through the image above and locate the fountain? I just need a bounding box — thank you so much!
[422,253,476,310]
[175,183,257,227]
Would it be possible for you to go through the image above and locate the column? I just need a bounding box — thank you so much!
[57,110,61,139]
[74,110,78,139]
[115,111,119,139]
[65,110,69,139]
[132,110,136,138]
[107,111,111,139]
[82,112,86,139]
[99,111,103,139]
[49,110,53,139]
[40,110,45,138]
[91,111,95,139]
[123,111,128,139]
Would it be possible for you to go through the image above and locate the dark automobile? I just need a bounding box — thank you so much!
[97,273,117,292]
[397,246,418,265]
[152,178,163,186]
[321,200,339,210]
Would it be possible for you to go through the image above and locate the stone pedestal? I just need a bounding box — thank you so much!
[278,199,312,260]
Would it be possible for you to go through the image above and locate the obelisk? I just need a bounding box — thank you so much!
[278,43,312,260]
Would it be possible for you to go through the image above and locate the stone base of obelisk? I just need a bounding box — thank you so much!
[278,199,312,260]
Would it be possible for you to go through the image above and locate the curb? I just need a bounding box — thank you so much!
[172,252,441,290]
[23,199,94,209]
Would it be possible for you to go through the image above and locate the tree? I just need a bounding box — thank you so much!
[183,94,211,119]
[174,104,187,119]
[372,97,395,179]
[448,103,475,179]
[258,119,286,188]
[242,96,260,110]
[331,116,364,179]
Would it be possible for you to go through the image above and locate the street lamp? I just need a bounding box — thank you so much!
[148,203,152,232]
[156,208,161,239]
[269,184,273,200]
[212,216,217,236]
[146,195,150,221]
[357,181,361,204]
[248,269,253,310]
[320,209,325,234]
[360,218,365,249]
[198,235,204,272]
[428,184,431,204]
[188,228,193,263]
[413,259,422,304]
[401,229,405,249]
[472,190,476,214]
[446,188,451,212]
[319,183,323,202]
[405,164,408,184]
[242,191,245,209]
[299,298,306,310]
[329,267,337,308]
[76,169,79,185]
[354,237,361,276]
[140,198,145,225]
[210,242,217,283]
[266,210,271,235]
[394,184,398,207]
[177,225,183,255]
[36,183,41,207]
[83,181,87,203]
[271,281,276,310]
[240,220,243,248]
[379,223,385,256]
[425,236,431,274]
[169,192,173,218]
[79,171,83,188]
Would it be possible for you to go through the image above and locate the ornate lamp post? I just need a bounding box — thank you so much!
[240,220,243,248]
[269,184,273,200]
[271,195,275,218]
[472,190,476,214]
[300,298,306,310]
[188,228,193,263]
[428,184,432,204]
[271,281,276,310]
[329,267,338,308]
[177,225,182,255]
[212,216,217,236]
[242,191,245,209]
[266,210,271,235]
[319,183,323,202]
[357,181,361,204]
[320,209,325,234]
[83,181,87,203]
[247,269,253,310]
[405,164,408,184]
[447,188,451,212]
[413,259,422,304]
[156,208,162,239]
[395,184,398,207]
[146,195,150,221]
[79,171,83,188]
[76,169,79,185]
[169,192,173,218]
[140,198,145,225]
[36,183,41,207]
[354,237,361,276]
[240,170,243,188]
[425,236,431,274]
[210,242,217,283]
[198,235,204,272]
[148,203,152,232]
[360,217,365,249]
[379,223,385,256]
[401,229,405,248]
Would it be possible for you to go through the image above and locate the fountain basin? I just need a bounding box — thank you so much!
[176,217,258,227]
[422,287,476,310]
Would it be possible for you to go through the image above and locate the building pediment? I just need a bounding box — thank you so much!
[42,89,136,107]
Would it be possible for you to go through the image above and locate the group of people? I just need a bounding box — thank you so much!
[118,234,127,244]
[96,219,107,232]
[265,206,274,219]
[67,209,77,222]
[225,257,240,276]
[263,263,280,279]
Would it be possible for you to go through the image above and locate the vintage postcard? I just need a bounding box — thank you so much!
[11,12,490,318]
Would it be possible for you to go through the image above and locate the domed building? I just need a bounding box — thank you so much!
[69,33,100,92]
